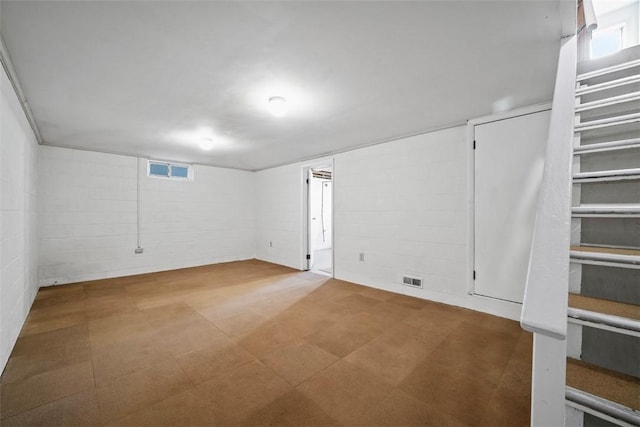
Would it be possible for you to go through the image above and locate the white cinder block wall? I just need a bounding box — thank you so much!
[255,126,521,319]
[38,147,255,285]
[1,63,39,369]
[254,163,304,270]
[333,127,469,300]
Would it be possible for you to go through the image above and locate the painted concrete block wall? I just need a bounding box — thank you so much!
[255,127,521,319]
[39,146,255,285]
[333,127,469,301]
[334,127,520,318]
[254,163,304,270]
[139,160,255,274]
[1,62,39,369]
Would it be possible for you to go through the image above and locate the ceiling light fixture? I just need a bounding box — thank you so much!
[268,96,288,118]
[199,137,215,151]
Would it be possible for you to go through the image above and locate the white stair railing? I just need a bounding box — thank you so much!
[520,33,577,426]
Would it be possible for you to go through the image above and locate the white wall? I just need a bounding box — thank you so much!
[334,127,468,299]
[1,59,39,369]
[255,126,521,320]
[39,147,255,285]
[254,163,304,270]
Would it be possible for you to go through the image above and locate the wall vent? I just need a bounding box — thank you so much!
[402,275,423,288]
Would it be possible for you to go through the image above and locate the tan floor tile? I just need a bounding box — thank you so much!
[479,386,531,427]
[465,311,524,338]
[238,321,298,358]
[297,359,394,425]
[32,285,84,308]
[176,340,256,385]
[399,357,501,425]
[326,293,382,316]
[20,312,87,337]
[209,311,269,337]
[83,281,127,298]
[361,301,414,326]
[419,336,511,387]
[123,279,164,297]
[248,296,306,320]
[497,341,532,399]
[153,315,228,356]
[305,283,355,303]
[1,390,100,427]
[1,361,94,418]
[108,389,219,427]
[25,300,84,323]
[304,318,382,358]
[354,285,396,301]
[344,326,439,386]
[88,312,155,349]
[261,340,339,386]
[2,340,91,385]
[403,302,471,333]
[132,289,193,310]
[272,310,336,338]
[140,302,202,327]
[91,331,174,386]
[4,261,531,427]
[196,360,292,424]
[10,324,89,358]
[83,294,140,320]
[443,327,518,369]
[95,359,193,423]
[240,390,341,427]
[387,294,428,310]
[359,388,467,427]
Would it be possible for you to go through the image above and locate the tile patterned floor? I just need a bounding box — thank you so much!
[0,260,532,426]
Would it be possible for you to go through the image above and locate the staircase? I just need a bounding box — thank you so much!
[565,46,640,426]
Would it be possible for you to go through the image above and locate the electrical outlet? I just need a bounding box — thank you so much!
[134,247,144,254]
[359,252,365,262]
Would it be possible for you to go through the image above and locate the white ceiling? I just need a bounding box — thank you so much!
[1,1,564,171]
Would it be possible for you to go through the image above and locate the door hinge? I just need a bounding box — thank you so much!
[306,178,309,184]
[473,140,476,150]
[473,270,476,280]
[306,254,311,260]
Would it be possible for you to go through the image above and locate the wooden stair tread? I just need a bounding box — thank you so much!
[570,246,640,257]
[566,359,640,410]
[569,294,640,321]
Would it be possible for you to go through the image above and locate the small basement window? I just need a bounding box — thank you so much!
[591,25,623,59]
[148,160,192,180]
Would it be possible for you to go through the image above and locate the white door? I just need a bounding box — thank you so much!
[474,110,550,303]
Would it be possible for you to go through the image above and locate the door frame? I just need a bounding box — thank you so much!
[301,157,335,275]
[466,103,551,297]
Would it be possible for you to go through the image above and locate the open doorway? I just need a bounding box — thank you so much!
[307,167,333,276]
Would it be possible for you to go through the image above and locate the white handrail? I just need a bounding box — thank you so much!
[566,387,640,426]
[582,0,598,32]
[521,34,577,427]
[521,35,577,340]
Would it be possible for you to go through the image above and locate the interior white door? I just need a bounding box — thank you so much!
[474,110,550,303]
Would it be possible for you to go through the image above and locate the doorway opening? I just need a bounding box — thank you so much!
[307,167,333,276]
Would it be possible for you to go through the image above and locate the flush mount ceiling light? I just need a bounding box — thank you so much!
[268,96,288,118]
[168,126,234,152]
[249,81,319,119]
[199,137,215,151]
